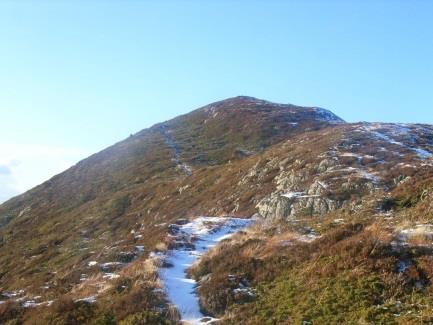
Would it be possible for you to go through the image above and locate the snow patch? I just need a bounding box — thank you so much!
[312,107,345,124]
[362,123,432,159]
[340,152,362,158]
[413,148,433,159]
[100,262,123,270]
[2,290,25,298]
[102,273,120,280]
[233,287,255,297]
[76,296,97,304]
[399,224,433,242]
[281,192,320,199]
[135,245,145,252]
[158,216,253,325]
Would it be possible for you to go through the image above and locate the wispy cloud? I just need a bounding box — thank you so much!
[0,174,18,203]
[0,144,90,204]
[0,164,12,175]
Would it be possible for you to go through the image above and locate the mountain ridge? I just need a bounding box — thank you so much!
[0,96,344,212]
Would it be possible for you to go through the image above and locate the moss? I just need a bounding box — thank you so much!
[192,219,433,324]
[227,274,397,324]
[44,300,96,325]
[90,312,116,325]
[107,195,131,218]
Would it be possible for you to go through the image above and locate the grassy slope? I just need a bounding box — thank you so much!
[1,97,433,324]
[0,97,345,324]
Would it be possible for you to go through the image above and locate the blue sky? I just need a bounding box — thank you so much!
[1,0,433,202]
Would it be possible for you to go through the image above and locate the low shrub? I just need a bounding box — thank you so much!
[119,311,170,325]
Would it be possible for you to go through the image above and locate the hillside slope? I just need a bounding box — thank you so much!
[0,97,343,309]
[1,97,433,324]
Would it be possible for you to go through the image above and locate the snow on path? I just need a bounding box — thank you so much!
[158,217,253,324]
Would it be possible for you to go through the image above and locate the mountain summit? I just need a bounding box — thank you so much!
[1,98,433,324]
[199,95,344,123]
[135,95,345,165]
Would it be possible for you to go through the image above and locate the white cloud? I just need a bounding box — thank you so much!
[0,144,90,204]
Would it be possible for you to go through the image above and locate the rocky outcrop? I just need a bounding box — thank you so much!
[257,192,339,220]
[257,194,295,220]
[256,167,341,220]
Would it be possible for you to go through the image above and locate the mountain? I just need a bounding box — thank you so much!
[1,97,433,324]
